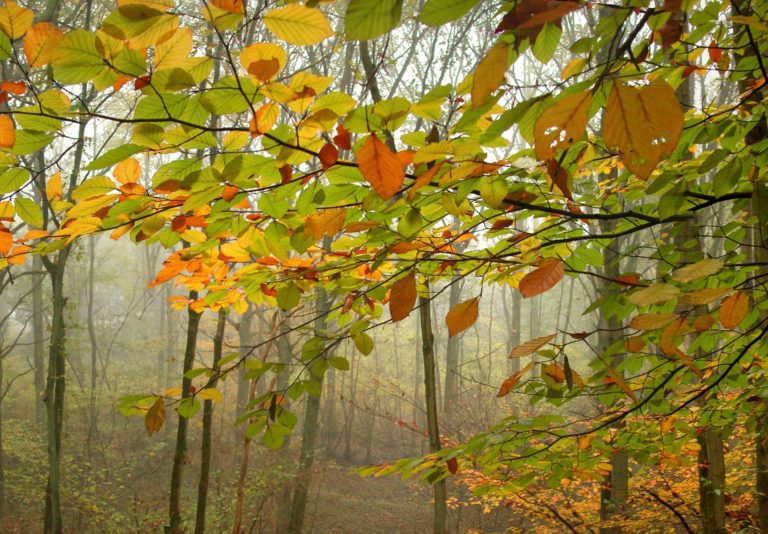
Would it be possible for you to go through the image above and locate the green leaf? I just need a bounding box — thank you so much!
[51,30,106,85]
[0,32,10,60]
[328,356,350,371]
[345,0,402,40]
[177,397,201,418]
[0,168,30,195]
[353,332,374,355]
[263,426,285,449]
[85,144,145,171]
[533,23,561,64]
[11,130,54,155]
[277,282,301,310]
[418,0,480,26]
[14,197,43,228]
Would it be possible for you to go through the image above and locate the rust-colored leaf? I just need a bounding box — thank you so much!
[630,313,678,331]
[333,124,351,150]
[543,363,565,384]
[498,361,534,397]
[408,160,445,200]
[319,142,339,170]
[446,297,479,337]
[625,336,645,352]
[389,271,417,323]
[509,333,555,358]
[0,225,11,255]
[247,58,280,81]
[518,258,565,298]
[357,134,405,200]
[719,291,748,329]
[446,457,459,474]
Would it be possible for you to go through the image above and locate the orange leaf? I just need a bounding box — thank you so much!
[518,258,564,298]
[357,134,405,200]
[625,336,645,352]
[534,90,592,160]
[497,362,534,397]
[247,58,280,81]
[0,225,11,255]
[145,397,166,436]
[222,185,239,202]
[389,271,416,322]
[45,172,62,201]
[446,297,479,337]
[114,158,141,184]
[630,313,678,331]
[408,160,445,200]
[0,81,25,95]
[24,22,63,67]
[509,333,555,358]
[543,363,565,384]
[471,42,509,107]
[0,115,15,149]
[719,291,748,329]
[304,208,346,239]
[605,366,636,401]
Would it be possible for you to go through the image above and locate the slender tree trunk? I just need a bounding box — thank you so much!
[419,291,447,534]
[235,305,254,420]
[86,238,99,460]
[32,243,46,437]
[43,261,66,534]
[287,286,331,534]
[195,309,226,534]
[443,278,462,420]
[167,291,202,534]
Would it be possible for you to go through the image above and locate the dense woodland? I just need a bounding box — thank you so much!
[0,0,766,532]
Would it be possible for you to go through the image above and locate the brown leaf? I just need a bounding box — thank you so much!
[446,457,459,474]
[630,313,678,331]
[518,258,565,298]
[389,272,417,322]
[446,297,479,337]
[543,363,565,384]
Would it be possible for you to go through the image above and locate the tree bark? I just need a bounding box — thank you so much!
[167,292,202,534]
[419,291,447,534]
[195,308,226,534]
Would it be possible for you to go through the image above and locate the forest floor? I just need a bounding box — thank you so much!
[303,464,433,534]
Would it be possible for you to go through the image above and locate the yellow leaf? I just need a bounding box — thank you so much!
[389,271,416,322]
[240,43,286,80]
[578,433,596,450]
[303,208,346,239]
[0,115,15,149]
[164,386,182,397]
[46,172,62,201]
[446,297,479,337]
[0,0,32,39]
[509,334,556,358]
[357,134,405,200]
[534,90,592,160]
[23,22,63,67]
[497,362,534,397]
[154,27,192,70]
[603,80,683,179]
[262,4,333,46]
[145,397,166,436]
[543,363,565,383]
[197,388,223,402]
[114,158,141,184]
[682,287,730,306]
[672,258,723,283]
[471,42,509,107]
[626,283,679,307]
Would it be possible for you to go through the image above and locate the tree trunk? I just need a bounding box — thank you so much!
[195,308,226,534]
[443,278,462,420]
[32,251,46,437]
[167,292,202,534]
[287,287,331,534]
[43,261,66,534]
[419,291,447,534]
